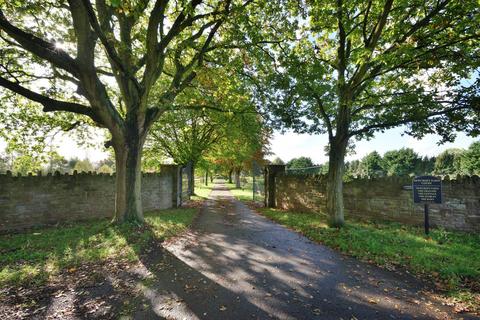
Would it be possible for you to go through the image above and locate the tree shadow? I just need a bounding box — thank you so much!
[111,223,276,319]
[148,184,469,320]
[1,193,474,319]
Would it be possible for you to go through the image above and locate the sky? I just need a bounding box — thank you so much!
[0,132,110,163]
[268,127,478,165]
[0,126,477,165]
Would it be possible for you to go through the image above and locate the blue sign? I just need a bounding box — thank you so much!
[413,176,442,204]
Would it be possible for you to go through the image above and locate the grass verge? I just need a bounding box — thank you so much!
[192,183,213,200]
[226,182,265,203]
[226,182,253,201]
[259,208,480,313]
[0,208,197,287]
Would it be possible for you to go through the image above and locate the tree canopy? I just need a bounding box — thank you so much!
[1,0,479,228]
[286,156,315,169]
[244,0,480,225]
[0,0,255,222]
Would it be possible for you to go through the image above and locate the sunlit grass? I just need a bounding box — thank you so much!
[0,208,197,287]
[192,183,213,200]
[226,182,254,201]
[225,181,265,203]
[259,208,480,310]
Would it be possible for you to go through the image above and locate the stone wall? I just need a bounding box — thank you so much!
[275,174,480,232]
[0,165,179,232]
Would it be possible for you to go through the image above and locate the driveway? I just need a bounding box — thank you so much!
[137,182,472,320]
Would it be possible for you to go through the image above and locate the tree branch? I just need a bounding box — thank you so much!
[308,85,333,140]
[349,104,472,137]
[0,9,80,76]
[80,0,140,92]
[349,0,393,88]
[0,75,102,124]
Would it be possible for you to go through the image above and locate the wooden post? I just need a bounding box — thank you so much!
[424,203,430,235]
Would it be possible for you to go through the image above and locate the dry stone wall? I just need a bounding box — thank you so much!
[275,174,480,232]
[0,165,179,232]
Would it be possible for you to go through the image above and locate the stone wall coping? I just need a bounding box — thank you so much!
[0,165,181,179]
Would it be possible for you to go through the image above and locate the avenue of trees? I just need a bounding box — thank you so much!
[0,0,261,223]
[1,1,479,227]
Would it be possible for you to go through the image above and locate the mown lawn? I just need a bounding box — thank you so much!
[259,208,480,311]
[0,208,197,287]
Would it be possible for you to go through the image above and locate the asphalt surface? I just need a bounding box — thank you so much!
[132,182,474,320]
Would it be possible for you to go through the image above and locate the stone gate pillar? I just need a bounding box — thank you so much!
[160,164,181,208]
[264,165,286,208]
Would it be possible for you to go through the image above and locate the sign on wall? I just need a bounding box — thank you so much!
[412,176,442,235]
[413,176,442,204]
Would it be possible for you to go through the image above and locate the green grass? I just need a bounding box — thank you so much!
[0,208,197,287]
[226,182,254,201]
[192,183,213,200]
[259,208,480,310]
[226,181,265,202]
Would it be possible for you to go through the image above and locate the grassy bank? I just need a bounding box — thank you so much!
[0,208,197,287]
[259,208,480,312]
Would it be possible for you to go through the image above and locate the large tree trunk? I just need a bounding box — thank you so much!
[228,168,233,184]
[235,167,241,188]
[205,170,208,186]
[112,133,145,223]
[326,137,348,227]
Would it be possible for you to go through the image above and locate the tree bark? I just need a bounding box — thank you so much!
[235,167,241,188]
[112,133,145,223]
[205,170,208,186]
[326,137,348,227]
[228,168,233,184]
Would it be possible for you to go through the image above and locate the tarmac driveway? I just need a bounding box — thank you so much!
[143,182,472,320]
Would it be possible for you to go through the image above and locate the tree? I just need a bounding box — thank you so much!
[434,149,463,175]
[45,151,69,174]
[73,158,94,173]
[98,164,114,174]
[146,108,224,194]
[4,139,46,175]
[0,154,9,173]
[0,1,253,223]
[382,148,421,176]
[417,155,436,175]
[97,156,115,172]
[344,159,361,179]
[248,0,480,226]
[459,141,480,175]
[286,156,314,169]
[67,157,80,171]
[271,157,285,165]
[358,151,384,177]
[144,65,256,194]
[209,114,268,188]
